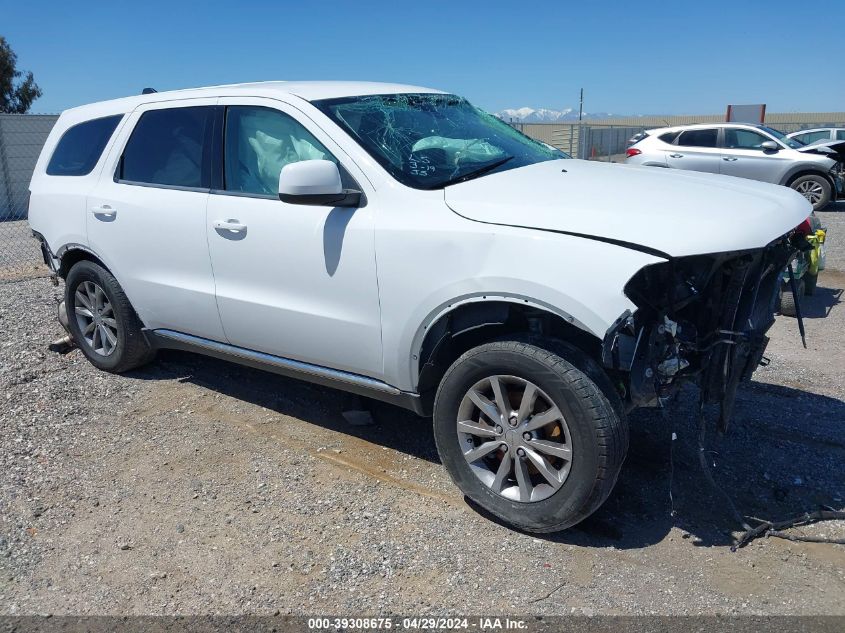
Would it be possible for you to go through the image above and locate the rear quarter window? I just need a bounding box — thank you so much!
[658,131,681,144]
[46,115,123,176]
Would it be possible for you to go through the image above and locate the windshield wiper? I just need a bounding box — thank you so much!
[426,156,514,189]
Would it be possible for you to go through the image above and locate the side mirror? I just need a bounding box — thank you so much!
[278,159,361,207]
[760,140,779,152]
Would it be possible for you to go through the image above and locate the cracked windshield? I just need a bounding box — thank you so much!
[315,93,567,189]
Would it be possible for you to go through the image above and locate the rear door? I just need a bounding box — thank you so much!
[86,100,226,341]
[720,127,790,184]
[665,128,721,173]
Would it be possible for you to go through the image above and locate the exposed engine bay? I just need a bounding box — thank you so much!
[603,229,806,431]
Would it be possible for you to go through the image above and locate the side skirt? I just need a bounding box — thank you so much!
[145,329,428,416]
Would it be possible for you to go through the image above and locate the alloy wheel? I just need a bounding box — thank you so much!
[457,375,573,503]
[793,180,824,205]
[74,281,118,356]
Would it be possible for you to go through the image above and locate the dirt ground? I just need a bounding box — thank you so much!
[1,206,844,616]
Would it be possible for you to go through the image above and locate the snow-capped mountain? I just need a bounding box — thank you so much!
[496,107,574,122]
[495,107,616,123]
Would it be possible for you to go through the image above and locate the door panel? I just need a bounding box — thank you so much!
[720,128,789,183]
[665,128,721,173]
[87,100,226,341]
[206,99,383,378]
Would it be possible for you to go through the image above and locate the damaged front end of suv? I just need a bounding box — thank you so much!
[603,230,806,431]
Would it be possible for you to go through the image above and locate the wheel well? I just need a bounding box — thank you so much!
[784,169,834,190]
[416,301,602,406]
[58,248,108,279]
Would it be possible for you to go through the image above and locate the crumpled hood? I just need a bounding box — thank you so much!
[444,159,811,258]
[796,138,845,153]
[796,139,845,161]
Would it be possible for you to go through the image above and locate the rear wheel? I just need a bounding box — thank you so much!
[433,338,627,533]
[790,175,831,211]
[65,261,156,372]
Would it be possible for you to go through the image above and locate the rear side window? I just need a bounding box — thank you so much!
[676,129,718,148]
[837,130,845,141]
[46,115,122,176]
[118,106,214,188]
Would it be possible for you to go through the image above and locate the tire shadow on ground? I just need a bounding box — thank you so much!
[795,284,842,319]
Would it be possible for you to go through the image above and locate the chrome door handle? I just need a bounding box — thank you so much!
[91,205,117,219]
[669,153,683,158]
[213,219,247,232]
[723,157,738,162]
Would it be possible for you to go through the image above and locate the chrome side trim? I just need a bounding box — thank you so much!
[153,329,402,396]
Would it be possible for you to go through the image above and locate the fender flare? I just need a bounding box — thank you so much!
[780,167,836,191]
[55,243,109,277]
[407,292,596,388]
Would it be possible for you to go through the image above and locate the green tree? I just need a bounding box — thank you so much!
[0,36,42,113]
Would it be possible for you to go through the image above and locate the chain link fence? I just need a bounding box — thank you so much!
[0,114,58,282]
[514,119,845,162]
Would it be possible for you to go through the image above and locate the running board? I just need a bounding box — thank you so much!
[146,329,427,416]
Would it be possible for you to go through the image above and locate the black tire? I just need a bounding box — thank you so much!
[789,174,832,212]
[780,279,804,317]
[433,338,627,533]
[65,261,155,372]
[804,272,817,296]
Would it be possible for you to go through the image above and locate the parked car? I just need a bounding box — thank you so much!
[786,127,845,146]
[29,82,811,532]
[625,123,845,210]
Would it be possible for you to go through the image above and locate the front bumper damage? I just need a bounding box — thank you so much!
[602,230,803,431]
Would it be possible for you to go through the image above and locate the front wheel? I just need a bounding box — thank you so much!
[804,272,818,296]
[433,339,627,533]
[790,175,831,211]
[779,278,805,317]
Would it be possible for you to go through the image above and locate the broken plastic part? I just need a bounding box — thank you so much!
[657,356,689,377]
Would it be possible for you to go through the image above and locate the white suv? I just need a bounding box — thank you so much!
[625,123,844,211]
[29,82,810,532]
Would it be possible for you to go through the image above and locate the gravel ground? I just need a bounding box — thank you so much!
[1,206,844,616]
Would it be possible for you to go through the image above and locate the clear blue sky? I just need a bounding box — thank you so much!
[5,0,844,115]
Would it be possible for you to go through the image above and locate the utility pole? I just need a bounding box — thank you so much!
[577,88,584,159]
[578,88,583,121]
